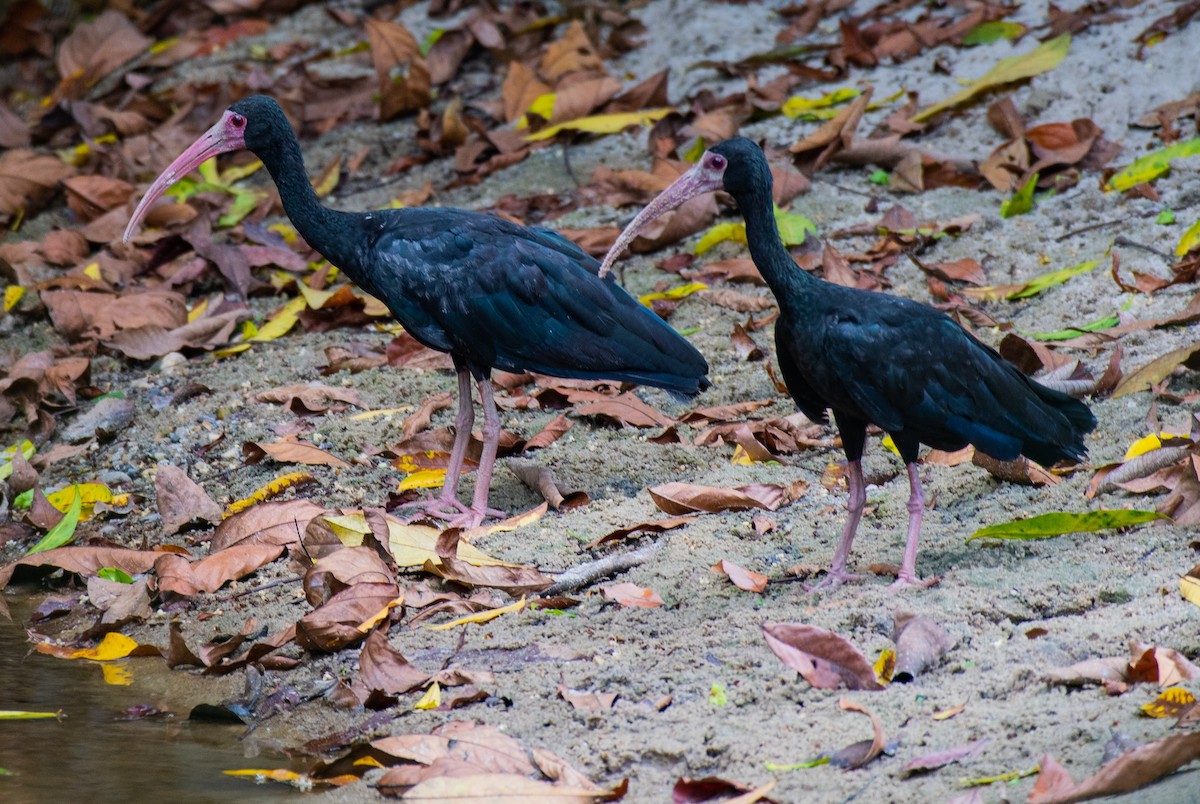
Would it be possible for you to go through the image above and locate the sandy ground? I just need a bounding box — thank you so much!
[4,1,1200,802]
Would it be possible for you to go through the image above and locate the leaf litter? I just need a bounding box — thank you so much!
[2,0,1200,801]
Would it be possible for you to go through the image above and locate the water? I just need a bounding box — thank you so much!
[0,593,300,803]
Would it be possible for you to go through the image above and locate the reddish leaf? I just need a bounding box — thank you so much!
[711,559,768,593]
[297,581,401,652]
[602,582,664,608]
[210,499,328,552]
[243,435,350,468]
[154,464,222,535]
[649,481,801,515]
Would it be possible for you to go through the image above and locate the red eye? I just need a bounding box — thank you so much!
[710,154,726,169]
[230,113,246,128]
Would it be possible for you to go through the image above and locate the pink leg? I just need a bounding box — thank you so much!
[807,459,867,591]
[462,377,504,527]
[892,463,938,589]
[437,368,475,504]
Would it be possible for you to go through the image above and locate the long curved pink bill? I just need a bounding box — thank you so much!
[598,165,715,278]
[122,110,246,242]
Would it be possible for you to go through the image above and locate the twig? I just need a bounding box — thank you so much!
[542,539,666,595]
[215,576,303,603]
[1055,217,1127,242]
[561,143,581,187]
[1113,235,1174,263]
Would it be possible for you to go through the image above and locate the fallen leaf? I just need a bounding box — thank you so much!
[892,613,954,682]
[243,435,350,469]
[1029,733,1200,804]
[761,622,885,691]
[911,34,1071,123]
[900,741,988,777]
[1140,688,1196,719]
[558,684,618,711]
[711,559,768,593]
[586,515,696,548]
[428,596,526,630]
[967,510,1168,541]
[224,472,316,516]
[254,382,364,415]
[601,582,664,608]
[155,464,222,535]
[210,499,328,551]
[832,697,886,770]
[526,108,673,141]
[649,481,800,515]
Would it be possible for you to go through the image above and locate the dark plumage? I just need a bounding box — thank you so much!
[125,95,709,527]
[602,136,1096,588]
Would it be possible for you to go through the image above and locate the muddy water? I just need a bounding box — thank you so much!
[0,594,297,804]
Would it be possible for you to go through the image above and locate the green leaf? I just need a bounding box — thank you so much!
[683,136,707,163]
[1157,208,1176,225]
[419,28,444,57]
[764,757,830,771]
[12,488,32,509]
[961,20,1027,46]
[1176,217,1200,256]
[869,169,890,185]
[1008,258,1101,299]
[1000,172,1039,218]
[0,710,60,720]
[97,567,135,584]
[1106,138,1200,192]
[911,34,1070,123]
[26,485,84,555]
[967,509,1168,541]
[1028,312,1119,341]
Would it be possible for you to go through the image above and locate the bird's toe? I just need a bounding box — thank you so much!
[890,573,940,591]
[804,569,866,593]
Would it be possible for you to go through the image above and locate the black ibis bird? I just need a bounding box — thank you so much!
[601,137,1095,588]
[124,95,709,527]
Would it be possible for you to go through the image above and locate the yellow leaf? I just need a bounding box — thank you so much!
[268,223,298,243]
[322,513,517,567]
[101,663,133,686]
[221,158,263,184]
[72,633,139,661]
[518,92,556,128]
[731,445,755,466]
[46,482,113,522]
[356,594,406,633]
[414,682,441,710]
[1140,687,1195,718]
[1176,217,1200,256]
[880,434,900,457]
[312,157,341,198]
[348,406,413,420]
[874,649,895,685]
[639,282,708,307]
[0,439,35,481]
[781,87,861,119]
[399,468,447,491]
[525,108,673,141]
[224,768,359,788]
[4,285,26,312]
[1124,432,1186,461]
[932,702,967,720]
[224,472,315,517]
[187,297,209,323]
[463,503,548,540]
[82,262,102,281]
[354,756,385,769]
[0,710,61,719]
[1182,573,1200,609]
[297,283,337,309]
[960,765,1040,787]
[214,343,253,358]
[429,596,526,630]
[1107,138,1200,193]
[911,34,1071,123]
[696,222,747,255]
[249,297,306,342]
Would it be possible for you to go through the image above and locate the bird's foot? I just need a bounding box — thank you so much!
[398,497,505,528]
[803,568,865,593]
[889,573,940,591]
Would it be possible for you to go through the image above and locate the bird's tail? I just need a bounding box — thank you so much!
[1020,381,1096,465]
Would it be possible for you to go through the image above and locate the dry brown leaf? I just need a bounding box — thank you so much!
[557,684,618,711]
[254,382,365,415]
[372,721,537,774]
[424,556,553,596]
[761,622,885,691]
[1029,733,1200,804]
[154,464,222,535]
[0,546,160,589]
[900,740,988,777]
[56,10,150,92]
[574,392,674,428]
[831,697,886,770]
[364,19,431,120]
[354,630,429,700]
[601,582,664,608]
[297,581,401,652]
[305,547,396,606]
[243,435,350,469]
[649,481,800,515]
[0,149,75,220]
[210,499,328,552]
[155,542,284,596]
[711,559,769,593]
[586,514,696,548]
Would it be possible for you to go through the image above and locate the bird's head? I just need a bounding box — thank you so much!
[598,136,770,277]
[122,95,290,242]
